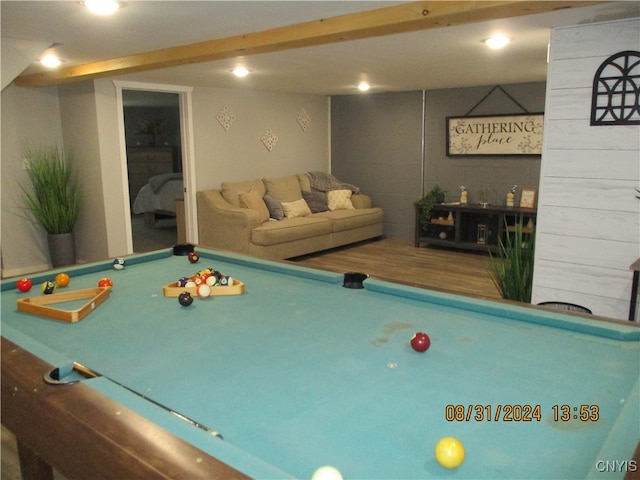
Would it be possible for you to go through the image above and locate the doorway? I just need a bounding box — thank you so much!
[114,81,196,255]
[123,90,182,252]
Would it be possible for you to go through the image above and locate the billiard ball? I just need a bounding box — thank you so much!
[434,437,465,469]
[98,278,113,288]
[178,277,190,287]
[178,291,193,306]
[311,466,343,480]
[196,284,211,299]
[55,273,70,287]
[411,332,431,352]
[205,275,218,287]
[185,280,197,288]
[112,258,125,270]
[16,277,33,292]
[188,251,199,263]
[41,281,57,295]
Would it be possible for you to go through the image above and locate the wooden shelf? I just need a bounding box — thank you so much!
[415,203,536,253]
[431,219,454,226]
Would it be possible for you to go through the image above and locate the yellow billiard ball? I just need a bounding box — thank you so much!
[434,436,465,469]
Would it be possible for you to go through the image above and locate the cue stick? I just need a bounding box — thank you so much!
[48,362,223,439]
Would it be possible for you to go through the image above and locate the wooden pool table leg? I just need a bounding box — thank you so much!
[17,440,54,480]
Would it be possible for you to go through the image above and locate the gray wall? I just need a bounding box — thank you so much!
[1,81,330,277]
[331,83,546,241]
[424,82,546,206]
[331,91,424,240]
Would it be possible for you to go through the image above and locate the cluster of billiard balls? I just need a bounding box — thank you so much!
[16,272,71,294]
[177,266,233,306]
[15,259,122,295]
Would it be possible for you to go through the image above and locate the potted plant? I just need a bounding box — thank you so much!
[487,215,535,302]
[415,185,446,231]
[21,145,82,267]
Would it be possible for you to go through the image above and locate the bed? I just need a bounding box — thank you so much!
[132,173,183,226]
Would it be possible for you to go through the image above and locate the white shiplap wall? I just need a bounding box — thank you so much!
[532,18,640,320]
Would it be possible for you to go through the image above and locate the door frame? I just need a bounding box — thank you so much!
[113,80,197,253]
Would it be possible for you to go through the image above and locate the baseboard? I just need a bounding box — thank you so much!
[2,264,50,280]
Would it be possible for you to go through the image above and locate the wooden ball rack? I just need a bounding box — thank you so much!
[16,287,111,323]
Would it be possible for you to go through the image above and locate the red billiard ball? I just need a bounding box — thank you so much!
[411,332,431,352]
[188,251,199,264]
[98,278,113,288]
[178,291,193,306]
[16,277,33,292]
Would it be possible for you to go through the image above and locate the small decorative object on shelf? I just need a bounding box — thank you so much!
[506,185,517,207]
[460,186,468,205]
[477,224,487,245]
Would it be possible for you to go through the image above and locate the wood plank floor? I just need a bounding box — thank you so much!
[1,238,500,480]
[289,237,501,300]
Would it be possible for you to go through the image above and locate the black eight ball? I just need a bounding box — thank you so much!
[178,291,193,307]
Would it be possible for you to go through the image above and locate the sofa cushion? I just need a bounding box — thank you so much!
[327,189,355,211]
[263,194,284,220]
[297,173,312,192]
[314,208,383,233]
[221,179,265,207]
[251,217,331,246]
[239,189,269,223]
[281,198,312,218]
[263,175,303,203]
[302,190,328,213]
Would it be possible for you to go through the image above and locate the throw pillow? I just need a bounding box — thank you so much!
[263,175,303,203]
[327,189,355,210]
[263,194,284,220]
[302,190,328,213]
[281,198,312,218]
[239,189,269,223]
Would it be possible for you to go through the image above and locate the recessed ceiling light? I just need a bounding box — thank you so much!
[40,54,62,68]
[83,0,121,16]
[484,36,511,49]
[357,82,371,92]
[232,67,249,78]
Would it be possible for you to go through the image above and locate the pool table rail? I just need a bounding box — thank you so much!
[1,336,250,480]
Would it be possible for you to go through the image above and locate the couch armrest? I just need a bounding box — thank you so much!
[197,190,264,253]
[351,193,373,209]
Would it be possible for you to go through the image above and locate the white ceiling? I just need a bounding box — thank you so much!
[2,1,639,95]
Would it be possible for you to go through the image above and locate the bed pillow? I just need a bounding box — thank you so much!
[302,190,328,213]
[239,189,269,223]
[327,189,355,211]
[281,198,312,218]
[263,194,284,220]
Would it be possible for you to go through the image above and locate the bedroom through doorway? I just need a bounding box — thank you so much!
[122,90,183,252]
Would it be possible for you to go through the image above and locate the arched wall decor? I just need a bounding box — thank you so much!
[591,50,640,126]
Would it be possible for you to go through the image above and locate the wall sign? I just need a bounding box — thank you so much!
[446,113,544,156]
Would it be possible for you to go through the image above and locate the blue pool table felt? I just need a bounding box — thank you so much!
[2,249,639,479]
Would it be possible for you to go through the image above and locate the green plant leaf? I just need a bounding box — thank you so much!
[20,145,82,234]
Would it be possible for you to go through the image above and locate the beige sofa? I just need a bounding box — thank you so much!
[197,173,383,260]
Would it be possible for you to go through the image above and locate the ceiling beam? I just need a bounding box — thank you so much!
[15,1,600,87]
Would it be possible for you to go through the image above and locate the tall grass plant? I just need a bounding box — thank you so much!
[21,145,82,234]
[488,216,535,303]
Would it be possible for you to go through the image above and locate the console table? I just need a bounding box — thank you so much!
[414,203,537,252]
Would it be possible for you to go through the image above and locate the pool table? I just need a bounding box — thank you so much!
[2,247,639,479]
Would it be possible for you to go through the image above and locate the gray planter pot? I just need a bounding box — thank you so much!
[48,232,76,268]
